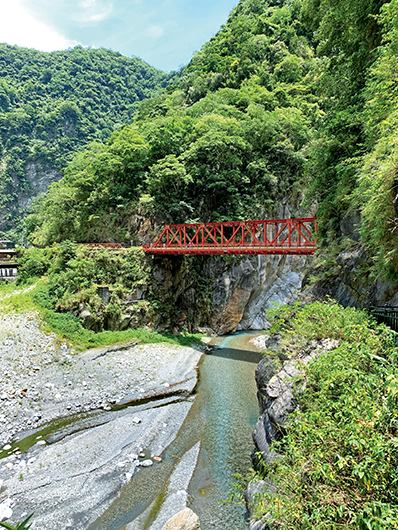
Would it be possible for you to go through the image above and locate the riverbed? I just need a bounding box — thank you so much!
[0,314,263,529]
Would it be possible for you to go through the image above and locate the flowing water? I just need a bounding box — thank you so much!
[89,331,262,530]
[188,332,262,529]
[7,332,262,529]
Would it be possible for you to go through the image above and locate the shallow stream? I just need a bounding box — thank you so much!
[3,332,262,529]
[89,331,262,530]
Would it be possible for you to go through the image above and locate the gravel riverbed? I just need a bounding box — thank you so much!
[0,312,204,448]
[0,310,206,528]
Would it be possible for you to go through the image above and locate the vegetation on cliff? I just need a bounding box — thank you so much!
[7,243,210,345]
[19,0,398,283]
[253,301,398,529]
[301,0,398,280]
[26,0,320,245]
[0,44,173,232]
[10,242,152,342]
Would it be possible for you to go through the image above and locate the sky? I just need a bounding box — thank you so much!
[0,0,239,71]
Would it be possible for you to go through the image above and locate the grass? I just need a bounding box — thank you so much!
[0,280,202,351]
[0,513,34,530]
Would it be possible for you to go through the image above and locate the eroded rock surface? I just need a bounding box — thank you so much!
[2,401,194,529]
[161,508,201,530]
[0,311,205,529]
[0,312,203,448]
[211,254,311,334]
[245,480,275,530]
[150,253,311,335]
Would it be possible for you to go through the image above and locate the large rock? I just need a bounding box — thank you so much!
[245,480,275,530]
[252,339,339,468]
[161,508,201,530]
[210,254,311,334]
[255,356,281,414]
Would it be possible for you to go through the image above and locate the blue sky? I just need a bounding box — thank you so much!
[1,0,238,71]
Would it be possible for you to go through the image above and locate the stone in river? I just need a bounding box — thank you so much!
[0,499,12,520]
[161,508,201,530]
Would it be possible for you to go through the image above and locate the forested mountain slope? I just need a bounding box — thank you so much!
[27,0,321,245]
[0,45,173,233]
[26,0,398,282]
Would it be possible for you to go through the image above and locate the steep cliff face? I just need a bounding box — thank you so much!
[18,162,62,211]
[305,246,398,307]
[210,254,311,334]
[304,210,398,308]
[137,196,316,334]
[149,252,312,334]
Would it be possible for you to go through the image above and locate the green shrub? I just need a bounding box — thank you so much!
[254,301,398,529]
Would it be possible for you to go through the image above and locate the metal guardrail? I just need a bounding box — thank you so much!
[369,306,398,332]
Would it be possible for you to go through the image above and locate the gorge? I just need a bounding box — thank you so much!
[2,0,398,528]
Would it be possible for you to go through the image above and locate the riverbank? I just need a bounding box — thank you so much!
[247,301,398,529]
[0,311,205,448]
[0,310,206,528]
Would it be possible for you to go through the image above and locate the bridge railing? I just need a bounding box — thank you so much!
[143,218,317,255]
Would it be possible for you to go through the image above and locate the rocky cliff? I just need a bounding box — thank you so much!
[148,198,315,334]
[304,210,398,308]
[149,252,312,335]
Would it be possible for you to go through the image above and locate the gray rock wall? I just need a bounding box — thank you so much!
[147,251,313,335]
[18,162,62,211]
[210,254,312,334]
[304,244,398,308]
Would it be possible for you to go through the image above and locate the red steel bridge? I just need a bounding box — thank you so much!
[143,217,317,256]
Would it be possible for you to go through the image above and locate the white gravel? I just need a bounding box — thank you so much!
[0,311,203,448]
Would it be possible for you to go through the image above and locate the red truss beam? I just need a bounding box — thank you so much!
[143,218,317,255]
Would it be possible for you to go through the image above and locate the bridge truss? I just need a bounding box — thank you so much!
[143,218,317,255]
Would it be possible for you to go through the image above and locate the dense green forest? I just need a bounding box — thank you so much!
[5,1,398,527]
[24,0,398,281]
[0,44,174,233]
[26,0,320,245]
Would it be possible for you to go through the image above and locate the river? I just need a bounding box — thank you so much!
[0,332,262,530]
[88,332,262,530]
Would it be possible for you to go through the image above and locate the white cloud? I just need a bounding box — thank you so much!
[81,0,96,7]
[146,25,164,39]
[0,0,79,51]
[76,0,114,23]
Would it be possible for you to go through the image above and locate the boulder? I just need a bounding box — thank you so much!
[245,480,276,519]
[161,508,201,530]
[252,413,279,465]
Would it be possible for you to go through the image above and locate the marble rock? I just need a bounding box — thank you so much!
[161,508,201,530]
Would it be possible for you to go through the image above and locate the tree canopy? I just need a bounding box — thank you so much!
[17,0,398,280]
[0,44,174,232]
[27,0,319,245]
